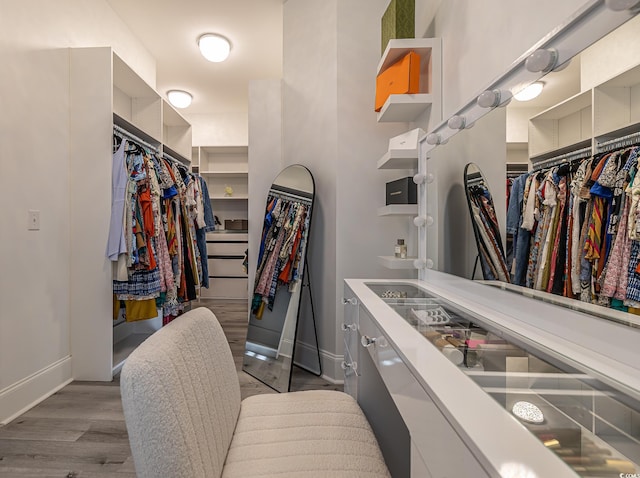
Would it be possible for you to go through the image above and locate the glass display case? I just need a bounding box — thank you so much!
[366,282,640,478]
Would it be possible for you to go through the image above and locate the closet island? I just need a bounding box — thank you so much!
[343,271,640,478]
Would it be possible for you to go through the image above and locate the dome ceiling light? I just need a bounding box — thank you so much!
[198,34,231,62]
[167,90,193,109]
[514,81,544,102]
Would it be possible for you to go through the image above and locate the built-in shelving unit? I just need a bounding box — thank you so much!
[162,99,192,161]
[528,90,592,160]
[376,128,424,270]
[192,146,249,299]
[70,47,193,381]
[594,63,640,142]
[376,38,441,123]
[529,62,640,164]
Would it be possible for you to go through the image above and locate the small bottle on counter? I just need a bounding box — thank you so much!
[394,239,407,259]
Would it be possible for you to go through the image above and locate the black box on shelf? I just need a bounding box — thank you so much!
[224,219,248,231]
[385,177,417,205]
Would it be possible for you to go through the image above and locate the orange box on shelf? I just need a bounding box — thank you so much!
[375,51,421,112]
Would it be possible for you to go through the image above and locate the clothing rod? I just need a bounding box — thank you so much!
[113,124,158,152]
[162,151,186,166]
[531,146,592,171]
[597,130,640,152]
[268,189,313,205]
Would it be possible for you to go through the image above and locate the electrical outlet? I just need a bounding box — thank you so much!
[28,210,40,231]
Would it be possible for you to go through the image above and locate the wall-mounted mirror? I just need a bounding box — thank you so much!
[464,162,510,282]
[242,164,318,392]
[427,8,640,327]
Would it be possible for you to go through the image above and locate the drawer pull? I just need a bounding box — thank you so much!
[341,360,358,371]
[342,297,357,305]
[341,323,357,332]
[361,335,388,348]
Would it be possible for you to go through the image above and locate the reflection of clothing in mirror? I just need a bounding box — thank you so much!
[507,145,640,314]
[252,194,310,315]
[468,184,509,282]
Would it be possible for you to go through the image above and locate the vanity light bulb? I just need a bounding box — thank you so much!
[525,48,558,73]
[477,89,500,108]
[426,133,441,145]
[413,173,426,185]
[605,0,640,10]
[448,115,466,130]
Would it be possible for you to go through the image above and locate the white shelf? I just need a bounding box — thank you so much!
[210,195,249,200]
[377,255,417,269]
[377,150,419,169]
[200,170,248,176]
[377,94,434,123]
[375,38,441,124]
[378,128,425,169]
[377,38,437,76]
[377,205,418,216]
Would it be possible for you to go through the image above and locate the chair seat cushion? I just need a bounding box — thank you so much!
[222,390,390,478]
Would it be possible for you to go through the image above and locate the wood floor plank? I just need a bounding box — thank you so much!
[0,417,89,442]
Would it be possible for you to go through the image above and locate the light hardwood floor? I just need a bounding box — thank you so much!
[0,300,340,477]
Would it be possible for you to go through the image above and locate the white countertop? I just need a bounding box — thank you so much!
[346,270,640,478]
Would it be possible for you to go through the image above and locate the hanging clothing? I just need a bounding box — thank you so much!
[507,143,640,315]
[109,130,209,323]
[106,140,129,261]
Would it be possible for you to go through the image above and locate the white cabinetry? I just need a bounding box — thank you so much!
[192,146,249,300]
[529,62,640,162]
[529,90,592,160]
[69,47,192,381]
[200,232,248,300]
[344,275,640,478]
[594,63,640,141]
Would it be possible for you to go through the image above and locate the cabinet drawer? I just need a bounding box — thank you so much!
[207,257,246,277]
[200,277,248,299]
[207,241,247,255]
[358,308,489,478]
[342,345,358,398]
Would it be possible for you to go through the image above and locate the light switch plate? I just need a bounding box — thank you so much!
[28,210,40,230]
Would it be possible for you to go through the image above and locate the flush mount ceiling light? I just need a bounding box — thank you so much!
[198,34,231,62]
[167,90,193,109]
[514,82,544,102]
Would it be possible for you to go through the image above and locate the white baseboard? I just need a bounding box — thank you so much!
[294,340,344,385]
[0,356,73,425]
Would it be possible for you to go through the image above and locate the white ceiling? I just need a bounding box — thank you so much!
[107,0,284,116]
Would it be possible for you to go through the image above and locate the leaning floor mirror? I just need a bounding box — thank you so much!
[242,165,320,392]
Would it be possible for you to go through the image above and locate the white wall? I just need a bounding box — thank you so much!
[188,112,248,147]
[0,0,155,424]
[281,0,420,380]
[278,0,600,381]
[247,79,283,291]
[421,0,586,119]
